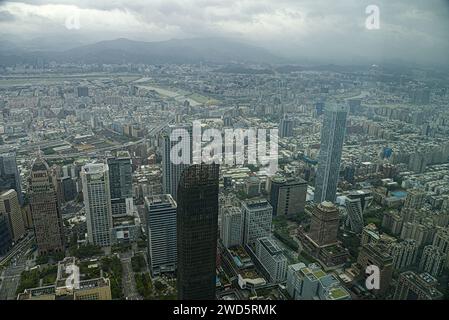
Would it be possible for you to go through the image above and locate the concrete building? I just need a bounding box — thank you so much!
[255,237,288,283]
[242,198,273,246]
[18,257,112,300]
[400,221,434,247]
[145,194,177,276]
[269,176,307,217]
[361,223,380,246]
[404,189,426,210]
[382,211,403,236]
[245,176,260,197]
[432,227,449,268]
[111,215,140,244]
[81,163,113,247]
[308,201,340,247]
[394,271,443,300]
[286,263,351,300]
[390,239,418,270]
[29,157,65,255]
[357,243,393,296]
[419,245,446,277]
[344,190,373,234]
[221,206,243,248]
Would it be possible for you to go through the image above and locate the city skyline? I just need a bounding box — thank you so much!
[0,0,448,307]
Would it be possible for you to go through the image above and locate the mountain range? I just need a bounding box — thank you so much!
[0,37,286,66]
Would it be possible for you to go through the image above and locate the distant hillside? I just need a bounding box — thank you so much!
[0,37,285,66]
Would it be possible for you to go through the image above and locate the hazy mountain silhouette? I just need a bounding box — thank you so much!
[0,37,286,66]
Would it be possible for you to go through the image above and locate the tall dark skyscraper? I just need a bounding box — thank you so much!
[0,209,12,256]
[314,105,348,203]
[107,151,133,216]
[177,163,219,300]
[0,152,23,205]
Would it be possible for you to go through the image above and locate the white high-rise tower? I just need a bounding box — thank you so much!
[81,163,113,247]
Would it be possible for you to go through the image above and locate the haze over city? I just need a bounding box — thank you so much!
[0,0,448,65]
[0,0,449,311]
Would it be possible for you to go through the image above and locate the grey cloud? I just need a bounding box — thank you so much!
[0,0,448,66]
[0,9,15,21]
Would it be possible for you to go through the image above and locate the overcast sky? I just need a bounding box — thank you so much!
[0,0,448,65]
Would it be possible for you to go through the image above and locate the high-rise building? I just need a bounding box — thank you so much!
[29,157,65,255]
[404,189,426,209]
[279,115,294,138]
[107,151,133,216]
[432,227,449,268]
[361,223,380,246]
[269,176,307,217]
[382,210,403,236]
[145,194,177,276]
[390,239,418,270]
[344,190,373,234]
[400,221,434,247]
[314,105,348,203]
[177,164,219,300]
[220,206,243,248]
[0,152,23,205]
[81,163,113,247]
[411,88,431,105]
[314,102,325,117]
[59,176,77,202]
[419,245,446,277]
[242,198,273,246]
[245,176,260,197]
[255,237,288,283]
[357,243,393,296]
[77,86,89,97]
[308,201,340,247]
[0,189,25,242]
[162,124,192,201]
[0,209,12,255]
[394,271,443,300]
